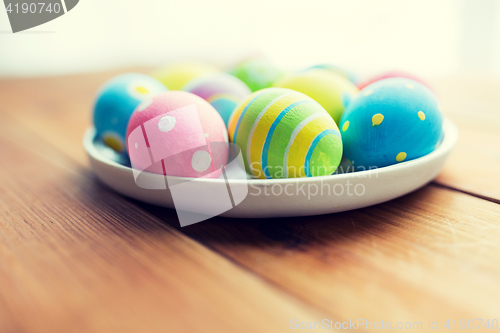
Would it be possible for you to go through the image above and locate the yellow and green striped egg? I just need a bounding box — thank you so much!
[228,88,343,179]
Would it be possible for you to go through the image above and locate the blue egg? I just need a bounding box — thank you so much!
[93,73,167,153]
[339,78,443,171]
[209,96,239,126]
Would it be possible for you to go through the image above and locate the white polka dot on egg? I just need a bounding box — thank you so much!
[158,115,176,132]
[191,150,211,172]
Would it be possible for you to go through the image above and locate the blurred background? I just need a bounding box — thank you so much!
[1,0,499,79]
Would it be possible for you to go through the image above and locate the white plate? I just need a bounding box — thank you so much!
[83,119,458,221]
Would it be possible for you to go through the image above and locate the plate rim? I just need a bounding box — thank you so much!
[83,118,458,185]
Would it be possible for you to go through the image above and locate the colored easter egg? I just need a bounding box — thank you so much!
[126,91,229,178]
[229,57,283,92]
[306,64,359,84]
[273,69,359,126]
[93,73,167,153]
[357,71,431,90]
[183,73,251,126]
[340,78,443,171]
[228,88,343,179]
[151,62,217,90]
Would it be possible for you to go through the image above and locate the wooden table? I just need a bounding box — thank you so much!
[0,71,499,333]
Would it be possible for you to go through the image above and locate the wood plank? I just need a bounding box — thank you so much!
[2,72,500,330]
[0,114,324,332]
[144,184,500,327]
[433,75,500,202]
[0,70,130,165]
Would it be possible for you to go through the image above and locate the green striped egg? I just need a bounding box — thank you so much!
[228,88,343,179]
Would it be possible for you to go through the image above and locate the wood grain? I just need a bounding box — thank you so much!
[0,71,127,164]
[145,184,500,327]
[0,113,324,332]
[432,75,500,202]
[1,72,500,332]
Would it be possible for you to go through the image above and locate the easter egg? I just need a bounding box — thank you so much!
[357,71,431,90]
[183,73,251,126]
[340,78,443,171]
[229,57,283,92]
[126,91,229,179]
[228,88,343,179]
[273,69,359,126]
[151,62,217,90]
[93,73,167,153]
[306,64,359,84]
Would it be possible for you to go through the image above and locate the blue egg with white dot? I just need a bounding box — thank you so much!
[339,78,443,171]
[93,73,167,153]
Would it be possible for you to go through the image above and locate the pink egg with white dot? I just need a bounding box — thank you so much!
[126,91,229,178]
